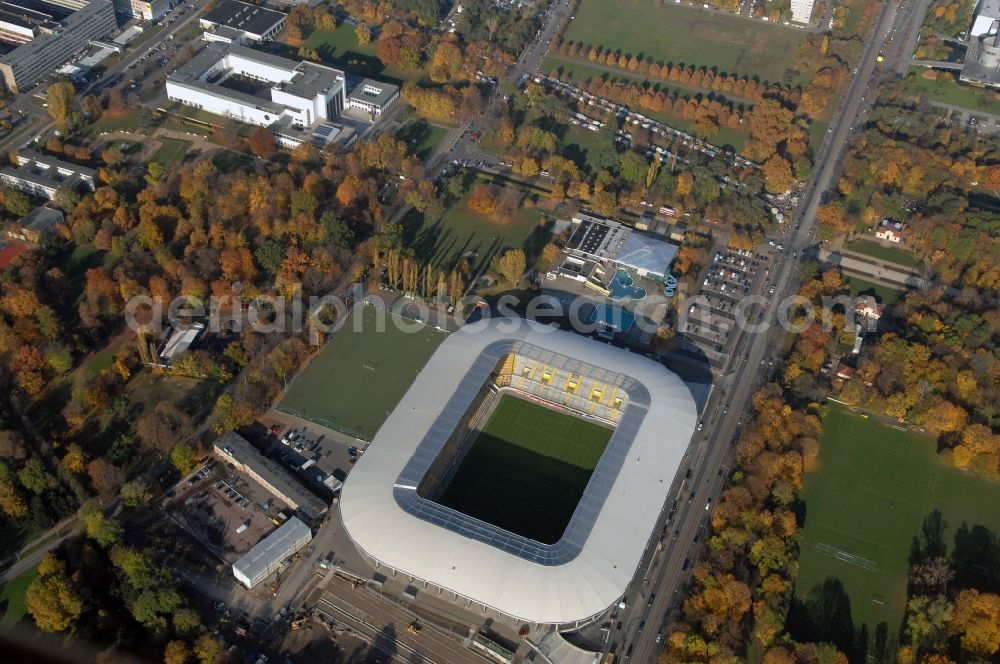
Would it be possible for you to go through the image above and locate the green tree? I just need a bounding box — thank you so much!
[193,634,221,664]
[906,594,953,652]
[173,607,202,636]
[762,155,794,194]
[4,188,31,216]
[619,151,648,188]
[84,510,123,548]
[170,442,199,475]
[163,640,192,664]
[47,81,76,123]
[25,569,84,632]
[497,249,526,284]
[45,343,74,374]
[53,186,81,213]
[18,458,50,494]
[355,22,372,45]
[119,478,153,508]
[320,211,353,249]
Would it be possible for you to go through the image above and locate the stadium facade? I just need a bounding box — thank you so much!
[339,318,697,626]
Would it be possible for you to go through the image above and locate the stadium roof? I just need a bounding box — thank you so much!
[340,318,697,625]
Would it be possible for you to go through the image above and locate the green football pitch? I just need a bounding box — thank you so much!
[437,394,613,544]
[277,306,447,441]
[795,403,1000,648]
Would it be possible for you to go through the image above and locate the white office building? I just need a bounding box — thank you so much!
[166,42,348,146]
[232,517,312,588]
[790,0,816,24]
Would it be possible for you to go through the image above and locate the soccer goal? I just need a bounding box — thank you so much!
[815,542,877,571]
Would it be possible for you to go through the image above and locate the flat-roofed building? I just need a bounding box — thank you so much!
[213,431,328,524]
[232,516,311,588]
[200,0,285,44]
[0,0,116,92]
[346,78,398,117]
[166,42,347,146]
[0,149,97,199]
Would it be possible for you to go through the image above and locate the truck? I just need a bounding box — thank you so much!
[299,458,317,471]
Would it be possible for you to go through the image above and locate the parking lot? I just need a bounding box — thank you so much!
[680,249,771,368]
[258,412,364,502]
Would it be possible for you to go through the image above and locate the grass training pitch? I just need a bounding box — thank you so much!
[563,0,805,83]
[278,306,447,440]
[436,395,613,544]
[794,404,1000,647]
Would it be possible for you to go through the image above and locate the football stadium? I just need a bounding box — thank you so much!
[340,318,698,626]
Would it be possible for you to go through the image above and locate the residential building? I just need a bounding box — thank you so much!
[200,0,285,44]
[0,0,117,92]
[166,42,347,147]
[6,205,62,243]
[213,431,328,523]
[111,0,168,21]
[232,517,311,588]
[874,219,904,243]
[790,0,816,24]
[855,295,883,321]
[346,78,399,117]
[0,149,97,199]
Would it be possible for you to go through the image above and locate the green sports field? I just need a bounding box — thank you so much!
[277,306,447,440]
[794,403,1000,650]
[563,0,806,83]
[437,395,613,544]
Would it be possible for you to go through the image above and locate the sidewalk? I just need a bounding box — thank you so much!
[0,516,81,584]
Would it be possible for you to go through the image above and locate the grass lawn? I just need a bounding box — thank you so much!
[404,179,553,271]
[563,0,806,83]
[794,404,1000,650]
[904,68,1000,116]
[0,566,37,626]
[436,394,613,544]
[845,276,906,305]
[397,120,449,160]
[152,138,190,166]
[295,25,423,84]
[87,108,145,135]
[845,239,921,268]
[277,305,447,441]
